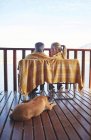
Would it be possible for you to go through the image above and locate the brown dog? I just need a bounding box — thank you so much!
[10,95,56,121]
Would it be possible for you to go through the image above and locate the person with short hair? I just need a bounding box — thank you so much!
[25,42,50,98]
[25,42,50,59]
[35,42,44,52]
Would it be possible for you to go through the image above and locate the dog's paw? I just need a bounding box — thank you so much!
[50,102,56,108]
[50,101,56,105]
[53,103,56,106]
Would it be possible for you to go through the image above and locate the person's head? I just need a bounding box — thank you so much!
[50,42,62,56]
[35,42,44,52]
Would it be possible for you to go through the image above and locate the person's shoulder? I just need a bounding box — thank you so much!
[52,52,64,59]
[54,52,62,56]
[25,54,31,59]
[39,52,50,58]
[24,52,37,59]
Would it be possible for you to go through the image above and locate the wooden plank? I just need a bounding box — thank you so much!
[67,99,91,124]
[11,122,23,140]
[0,91,6,102]
[0,92,20,140]
[0,92,15,138]
[0,90,91,140]
[54,104,80,140]
[56,100,91,140]
[23,120,33,140]
[0,119,14,140]
[82,89,91,97]
[48,109,69,140]
[62,99,91,136]
[0,91,12,114]
[41,111,57,140]
[69,91,91,109]
[11,92,23,140]
[75,89,91,99]
[33,116,45,140]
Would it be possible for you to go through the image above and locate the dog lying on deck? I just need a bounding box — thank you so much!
[10,95,56,121]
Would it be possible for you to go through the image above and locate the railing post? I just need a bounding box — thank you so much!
[13,50,17,91]
[67,49,69,59]
[3,49,8,91]
[22,50,25,59]
[74,50,77,59]
[89,51,91,88]
[82,51,85,86]
[66,49,69,89]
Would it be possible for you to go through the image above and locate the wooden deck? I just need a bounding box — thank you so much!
[0,89,91,140]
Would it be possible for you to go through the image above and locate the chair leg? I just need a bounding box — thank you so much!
[49,83,76,100]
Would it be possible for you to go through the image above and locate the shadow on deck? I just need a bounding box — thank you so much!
[0,89,91,140]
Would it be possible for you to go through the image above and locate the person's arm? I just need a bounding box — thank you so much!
[62,45,67,59]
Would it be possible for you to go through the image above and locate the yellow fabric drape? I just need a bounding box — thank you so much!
[52,52,65,59]
[25,52,50,59]
[18,58,83,95]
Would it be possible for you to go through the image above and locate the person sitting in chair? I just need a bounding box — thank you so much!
[25,42,50,98]
[49,42,67,91]
[50,42,67,59]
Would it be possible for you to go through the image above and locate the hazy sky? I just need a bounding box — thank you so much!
[0,0,91,48]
